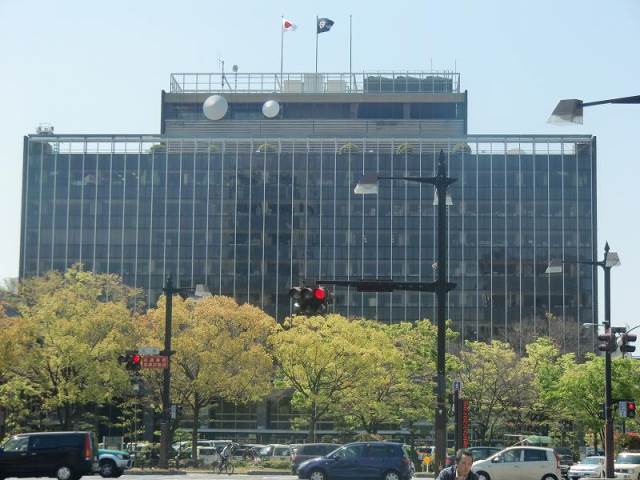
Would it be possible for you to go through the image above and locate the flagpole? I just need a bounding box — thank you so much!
[315,15,319,74]
[349,14,352,91]
[280,15,284,88]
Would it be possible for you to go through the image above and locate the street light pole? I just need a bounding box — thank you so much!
[603,245,614,479]
[159,276,173,469]
[434,152,450,473]
[546,242,620,478]
[353,149,455,472]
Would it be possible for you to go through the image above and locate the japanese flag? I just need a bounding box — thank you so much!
[282,18,297,31]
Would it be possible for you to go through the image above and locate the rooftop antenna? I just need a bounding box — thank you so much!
[217,57,225,88]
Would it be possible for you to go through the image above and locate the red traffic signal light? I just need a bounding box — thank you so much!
[119,351,142,372]
[289,285,331,315]
[628,401,637,418]
[313,287,328,301]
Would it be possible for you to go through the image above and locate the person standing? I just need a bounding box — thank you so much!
[435,449,478,480]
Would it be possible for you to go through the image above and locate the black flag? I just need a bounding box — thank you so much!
[317,18,334,34]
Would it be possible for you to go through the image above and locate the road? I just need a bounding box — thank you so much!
[15,476,296,480]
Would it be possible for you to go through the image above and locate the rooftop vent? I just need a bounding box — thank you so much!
[36,123,54,135]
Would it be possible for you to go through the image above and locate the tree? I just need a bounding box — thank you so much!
[269,314,375,441]
[139,295,275,463]
[331,320,412,434]
[386,320,460,438]
[556,353,640,449]
[456,340,529,443]
[0,265,140,430]
[516,337,576,441]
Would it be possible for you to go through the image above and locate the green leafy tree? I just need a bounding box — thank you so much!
[331,321,411,433]
[0,266,140,430]
[269,314,375,441]
[556,353,640,449]
[140,295,275,462]
[457,340,529,443]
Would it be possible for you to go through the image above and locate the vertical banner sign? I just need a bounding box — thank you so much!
[462,399,469,448]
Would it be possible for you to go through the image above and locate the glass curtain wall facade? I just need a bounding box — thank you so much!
[21,135,596,354]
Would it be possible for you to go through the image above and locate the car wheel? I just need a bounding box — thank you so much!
[99,460,118,478]
[112,469,124,478]
[476,471,491,480]
[541,475,558,480]
[309,469,327,480]
[383,470,401,480]
[56,465,75,480]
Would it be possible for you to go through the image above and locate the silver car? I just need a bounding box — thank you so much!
[567,456,604,480]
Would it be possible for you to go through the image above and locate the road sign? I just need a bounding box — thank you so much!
[141,355,168,369]
[139,346,160,355]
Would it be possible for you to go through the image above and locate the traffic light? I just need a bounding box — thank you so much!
[118,351,142,372]
[598,333,616,353]
[619,333,637,354]
[628,401,637,418]
[289,286,331,315]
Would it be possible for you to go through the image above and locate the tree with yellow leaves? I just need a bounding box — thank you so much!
[140,295,276,463]
[269,314,379,441]
[0,265,140,431]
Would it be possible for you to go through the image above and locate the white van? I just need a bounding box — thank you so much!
[472,446,561,480]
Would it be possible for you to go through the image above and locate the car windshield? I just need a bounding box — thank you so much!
[617,455,640,464]
[581,457,602,465]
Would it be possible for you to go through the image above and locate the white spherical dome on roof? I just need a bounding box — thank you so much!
[203,95,228,120]
[262,100,280,118]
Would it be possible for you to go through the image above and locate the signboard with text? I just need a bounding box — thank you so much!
[462,399,469,448]
[141,355,168,369]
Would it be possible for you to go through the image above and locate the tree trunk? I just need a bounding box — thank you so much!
[192,401,200,466]
[63,403,72,430]
[308,401,317,442]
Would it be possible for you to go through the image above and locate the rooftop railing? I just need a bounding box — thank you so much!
[169,72,461,95]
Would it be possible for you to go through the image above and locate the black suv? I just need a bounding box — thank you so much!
[0,431,99,480]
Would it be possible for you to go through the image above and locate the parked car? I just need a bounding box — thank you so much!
[196,446,221,466]
[567,456,604,480]
[259,444,292,461]
[472,446,561,480]
[614,451,640,479]
[554,447,575,478]
[467,447,501,461]
[98,448,133,478]
[291,443,342,473]
[0,431,99,480]
[297,441,413,480]
[234,444,265,459]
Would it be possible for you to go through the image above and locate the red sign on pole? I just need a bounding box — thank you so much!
[141,355,168,369]
[462,399,469,448]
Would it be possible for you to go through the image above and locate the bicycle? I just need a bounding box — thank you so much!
[217,458,235,475]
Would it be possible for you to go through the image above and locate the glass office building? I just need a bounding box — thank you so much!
[20,72,597,355]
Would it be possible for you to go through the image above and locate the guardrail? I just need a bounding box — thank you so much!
[169,72,460,95]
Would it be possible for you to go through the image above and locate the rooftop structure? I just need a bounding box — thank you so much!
[169,71,461,95]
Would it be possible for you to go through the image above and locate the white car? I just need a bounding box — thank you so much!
[567,456,604,480]
[472,446,561,480]
[259,444,292,461]
[614,451,640,480]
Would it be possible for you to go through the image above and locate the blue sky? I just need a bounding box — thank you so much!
[1,0,638,329]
